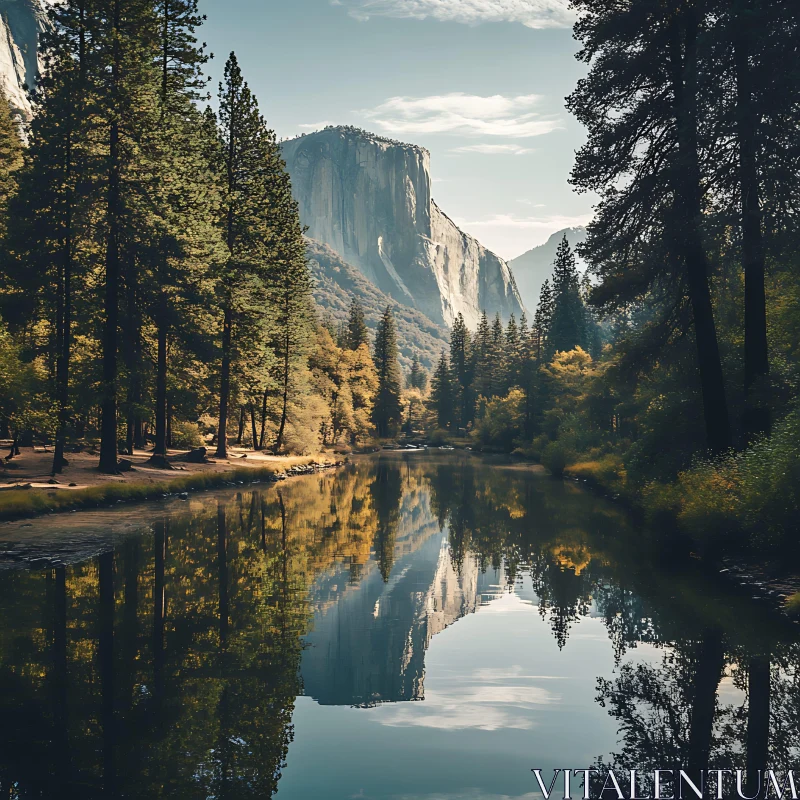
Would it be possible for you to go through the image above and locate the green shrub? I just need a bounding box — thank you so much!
[541,440,576,477]
[664,405,800,549]
[170,420,203,449]
[428,428,451,447]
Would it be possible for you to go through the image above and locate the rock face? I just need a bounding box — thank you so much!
[281,126,526,328]
[0,0,51,121]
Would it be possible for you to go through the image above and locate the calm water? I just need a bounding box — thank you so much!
[0,453,798,799]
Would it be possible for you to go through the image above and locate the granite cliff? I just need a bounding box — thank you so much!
[282,126,526,329]
[0,0,51,120]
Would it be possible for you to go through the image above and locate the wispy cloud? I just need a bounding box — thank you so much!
[452,144,534,155]
[333,0,575,29]
[459,212,593,232]
[373,664,559,732]
[361,93,561,139]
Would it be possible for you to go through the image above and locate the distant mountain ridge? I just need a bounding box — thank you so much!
[282,126,526,329]
[509,227,588,311]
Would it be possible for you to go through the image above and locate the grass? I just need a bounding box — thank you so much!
[0,459,325,522]
[564,455,627,494]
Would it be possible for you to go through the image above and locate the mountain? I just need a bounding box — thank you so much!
[509,227,588,311]
[282,126,526,329]
[0,0,51,121]
[307,238,449,374]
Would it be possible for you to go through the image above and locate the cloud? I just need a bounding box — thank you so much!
[373,666,559,732]
[334,0,575,29]
[452,144,534,155]
[361,93,561,139]
[459,212,593,232]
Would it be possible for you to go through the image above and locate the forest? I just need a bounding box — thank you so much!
[0,0,411,470]
[0,0,798,555]
[426,1,800,555]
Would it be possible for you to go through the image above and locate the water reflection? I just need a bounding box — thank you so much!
[0,454,798,799]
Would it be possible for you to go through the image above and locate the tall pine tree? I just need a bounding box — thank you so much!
[371,306,402,438]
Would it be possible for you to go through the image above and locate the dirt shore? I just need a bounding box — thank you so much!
[0,444,339,522]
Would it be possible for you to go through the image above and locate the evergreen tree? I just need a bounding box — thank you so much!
[532,279,554,362]
[430,351,454,430]
[568,0,732,454]
[449,312,472,427]
[472,311,492,400]
[0,91,22,237]
[345,297,370,351]
[148,0,216,463]
[504,314,521,391]
[371,306,402,438]
[490,313,506,397]
[270,176,313,453]
[408,354,427,392]
[547,235,587,358]
[215,53,288,458]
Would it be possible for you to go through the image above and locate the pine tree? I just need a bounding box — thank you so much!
[504,314,521,391]
[490,313,506,397]
[408,354,427,392]
[449,312,472,427]
[215,53,290,458]
[547,235,587,358]
[472,311,492,400]
[345,297,370,351]
[568,0,732,454]
[532,280,554,362]
[0,91,22,237]
[430,351,454,430]
[371,306,402,438]
[148,0,216,463]
[270,174,313,453]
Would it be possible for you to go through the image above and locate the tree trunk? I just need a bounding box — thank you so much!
[153,315,168,457]
[670,7,731,456]
[52,131,73,475]
[250,405,258,450]
[274,330,290,453]
[99,0,122,474]
[236,406,245,445]
[734,9,770,441]
[259,387,269,450]
[215,306,232,459]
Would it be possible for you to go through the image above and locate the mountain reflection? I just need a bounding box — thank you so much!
[0,454,798,798]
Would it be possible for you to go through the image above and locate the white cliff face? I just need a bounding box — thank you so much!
[0,0,52,120]
[281,126,526,328]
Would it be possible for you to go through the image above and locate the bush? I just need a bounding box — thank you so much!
[565,454,626,490]
[428,428,451,447]
[663,405,800,550]
[540,440,576,477]
[171,420,203,449]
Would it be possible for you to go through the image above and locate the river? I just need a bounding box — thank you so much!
[0,453,797,799]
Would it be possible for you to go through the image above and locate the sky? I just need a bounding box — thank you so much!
[197,0,595,261]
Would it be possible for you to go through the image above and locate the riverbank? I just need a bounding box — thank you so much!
[0,446,341,522]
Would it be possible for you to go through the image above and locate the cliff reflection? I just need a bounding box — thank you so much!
[0,454,798,798]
